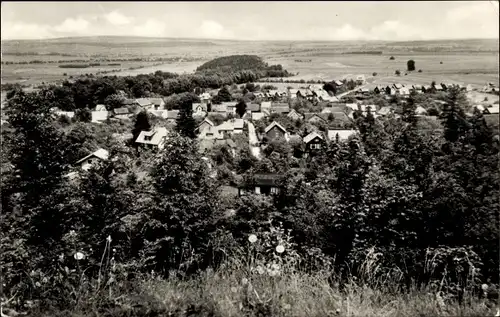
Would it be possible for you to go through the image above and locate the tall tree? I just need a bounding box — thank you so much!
[132,110,151,143]
[407,60,416,71]
[176,100,196,138]
[235,99,247,118]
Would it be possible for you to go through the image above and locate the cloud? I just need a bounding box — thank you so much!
[132,19,166,37]
[369,20,425,41]
[1,21,53,40]
[199,20,233,39]
[53,17,89,33]
[105,11,132,26]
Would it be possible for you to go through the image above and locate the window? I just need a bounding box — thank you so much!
[311,143,322,150]
[255,186,261,194]
[144,135,152,141]
[270,187,279,195]
[206,133,213,137]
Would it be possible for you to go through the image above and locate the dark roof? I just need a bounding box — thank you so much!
[114,107,131,114]
[304,113,329,122]
[251,174,284,186]
[247,103,260,112]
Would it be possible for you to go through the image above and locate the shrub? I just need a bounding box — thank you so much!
[407,60,416,71]
[395,70,401,76]
[389,56,395,60]
[372,72,377,77]
[418,69,423,73]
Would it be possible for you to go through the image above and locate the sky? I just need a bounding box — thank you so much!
[1,1,499,41]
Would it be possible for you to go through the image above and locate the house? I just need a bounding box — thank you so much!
[253,91,265,99]
[422,85,432,93]
[113,107,133,119]
[75,148,109,171]
[222,102,238,114]
[399,87,411,95]
[326,112,351,124]
[385,87,396,95]
[377,106,394,116]
[192,103,208,117]
[55,111,75,119]
[238,174,284,196]
[303,132,325,155]
[484,105,499,114]
[288,89,298,99]
[356,75,366,85]
[297,88,314,99]
[360,87,370,95]
[264,121,288,141]
[334,80,344,87]
[327,130,357,142]
[412,85,423,92]
[415,106,428,115]
[95,104,107,111]
[198,125,224,141]
[91,111,109,123]
[197,118,214,133]
[373,86,382,94]
[135,127,169,150]
[321,106,345,114]
[216,119,244,136]
[287,109,303,121]
[270,103,290,114]
[304,113,328,124]
[252,112,267,121]
[261,101,272,113]
[247,103,261,113]
[199,92,212,103]
[136,98,165,110]
[165,110,180,122]
[122,99,140,107]
[393,83,404,90]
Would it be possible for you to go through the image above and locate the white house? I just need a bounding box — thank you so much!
[75,148,109,171]
[135,127,169,150]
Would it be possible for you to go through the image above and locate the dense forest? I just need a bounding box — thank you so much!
[1,85,498,316]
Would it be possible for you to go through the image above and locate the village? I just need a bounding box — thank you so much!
[55,77,499,197]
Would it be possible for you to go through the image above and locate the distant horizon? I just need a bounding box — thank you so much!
[2,34,499,43]
[2,2,498,41]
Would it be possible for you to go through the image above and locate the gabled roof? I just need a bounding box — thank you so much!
[91,111,109,122]
[271,103,290,113]
[415,106,428,115]
[321,106,345,113]
[192,103,208,112]
[135,127,168,146]
[198,118,214,128]
[260,101,272,109]
[485,105,499,114]
[114,107,131,115]
[252,112,267,121]
[393,83,404,89]
[287,109,304,118]
[166,110,180,119]
[247,103,260,112]
[264,121,287,134]
[327,112,350,122]
[198,125,224,140]
[250,174,284,186]
[303,132,324,144]
[199,92,211,99]
[217,119,244,131]
[327,129,357,141]
[334,80,343,86]
[136,98,153,107]
[75,148,109,164]
[304,113,328,122]
[345,103,358,111]
[377,106,393,115]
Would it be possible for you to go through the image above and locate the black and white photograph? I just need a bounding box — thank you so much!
[1,1,499,316]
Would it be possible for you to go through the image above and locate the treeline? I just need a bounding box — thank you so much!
[3,58,293,110]
[342,51,383,55]
[0,87,498,311]
[196,55,291,78]
[1,56,203,65]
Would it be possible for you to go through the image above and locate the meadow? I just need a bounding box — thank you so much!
[1,37,498,88]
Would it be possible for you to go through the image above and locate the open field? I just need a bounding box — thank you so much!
[1,37,498,88]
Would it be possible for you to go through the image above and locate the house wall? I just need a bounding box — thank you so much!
[266,126,285,140]
[306,138,324,152]
[198,122,212,132]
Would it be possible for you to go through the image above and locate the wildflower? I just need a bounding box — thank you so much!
[231,287,238,293]
[256,266,265,275]
[106,235,112,243]
[35,282,41,288]
[74,252,85,260]
[283,303,291,310]
[248,234,257,243]
[112,248,116,253]
[58,253,65,262]
[241,277,248,285]
[42,277,48,284]
[271,263,280,271]
[276,245,285,253]
[481,284,489,292]
[269,269,278,277]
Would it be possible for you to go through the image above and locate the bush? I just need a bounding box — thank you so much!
[372,72,377,77]
[407,60,416,71]
[395,70,401,76]
[389,56,395,60]
[418,69,423,73]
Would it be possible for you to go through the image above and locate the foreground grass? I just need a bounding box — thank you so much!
[27,268,496,317]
